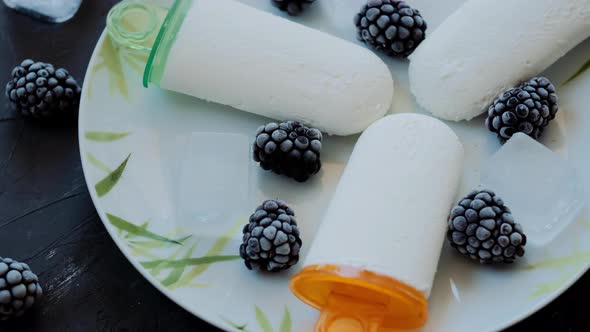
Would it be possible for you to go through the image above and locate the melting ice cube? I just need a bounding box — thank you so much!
[175,132,255,226]
[3,0,82,23]
[481,133,585,247]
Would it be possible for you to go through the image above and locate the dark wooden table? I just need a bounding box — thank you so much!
[0,1,587,331]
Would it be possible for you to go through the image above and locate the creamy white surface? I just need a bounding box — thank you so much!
[159,0,394,136]
[304,113,464,297]
[409,0,590,121]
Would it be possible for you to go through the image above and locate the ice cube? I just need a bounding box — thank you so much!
[481,133,585,247]
[175,132,254,226]
[3,0,82,23]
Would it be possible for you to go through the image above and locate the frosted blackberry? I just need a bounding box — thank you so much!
[5,59,81,119]
[240,200,302,272]
[447,189,527,264]
[271,0,316,16]
[485,77,558,143]
[253,121,322,182]
[0,257,43,320]
[354,0,427,58]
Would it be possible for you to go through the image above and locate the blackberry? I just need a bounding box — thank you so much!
[5,59,81,118]
[0,257,43,320]
[447,189,527,264]
[485,77,558,143]
[253,121,322,182]
[240,200,302,272]
[271,0,315,16]
[354,0,427,58]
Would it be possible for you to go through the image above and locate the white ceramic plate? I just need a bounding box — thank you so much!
[79,1,590,331]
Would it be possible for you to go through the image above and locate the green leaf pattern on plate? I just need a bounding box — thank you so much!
[255,306,273,332]
[161,241,199,287]
[530,273,576,298]
[578,216,590,232]
[91,36,129,99]
[148,242,188,278]
[129,243,162,260]
[140,255,240,269]
[124,220,149,239]
[169,219,244,289]
[106,211,242,288]
[130,234,192,249]
[95,153,131,197]
[221,318,252,332]
[279,308,292,332]
[527,222,590,298]
[85,128,243,292]
[107,213,181,245]
[527,251,590,271]
[85,131,132,142]
[224,307,292,332]
[86,152,113,174]
[89,35,149,100]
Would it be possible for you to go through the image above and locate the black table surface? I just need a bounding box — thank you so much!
[0,1,587,331]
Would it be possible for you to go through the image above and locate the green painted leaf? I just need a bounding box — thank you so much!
[129,243,161,260]
[530,274,573,298]
[93,36,129,99]
[255,306,273,332]
[578,217,590,231]
[279,307,291,332]
[160,261,189,286]
[221,318,251,332]
[526,251,590,270]
[125,221,149,239]
[87,72,94,100]
[95,154,131,197]
[172,219,244,288]
[86,153,113,174]
[107,213,181,245]
[563,57,590,86]
[85,131,131,142]
[175,234,192,244]
[161,241,199,287]
[140,255,240,269]
[130,235,192,249]
[149,244,187,278]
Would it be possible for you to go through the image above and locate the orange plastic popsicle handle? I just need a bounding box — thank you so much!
[290,264,428,332]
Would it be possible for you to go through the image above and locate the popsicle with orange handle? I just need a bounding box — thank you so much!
[290,113,464,331]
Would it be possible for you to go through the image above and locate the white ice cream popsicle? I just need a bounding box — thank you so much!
[409,0,590,121]
[290,113,464,330]
[144,0,394,136]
